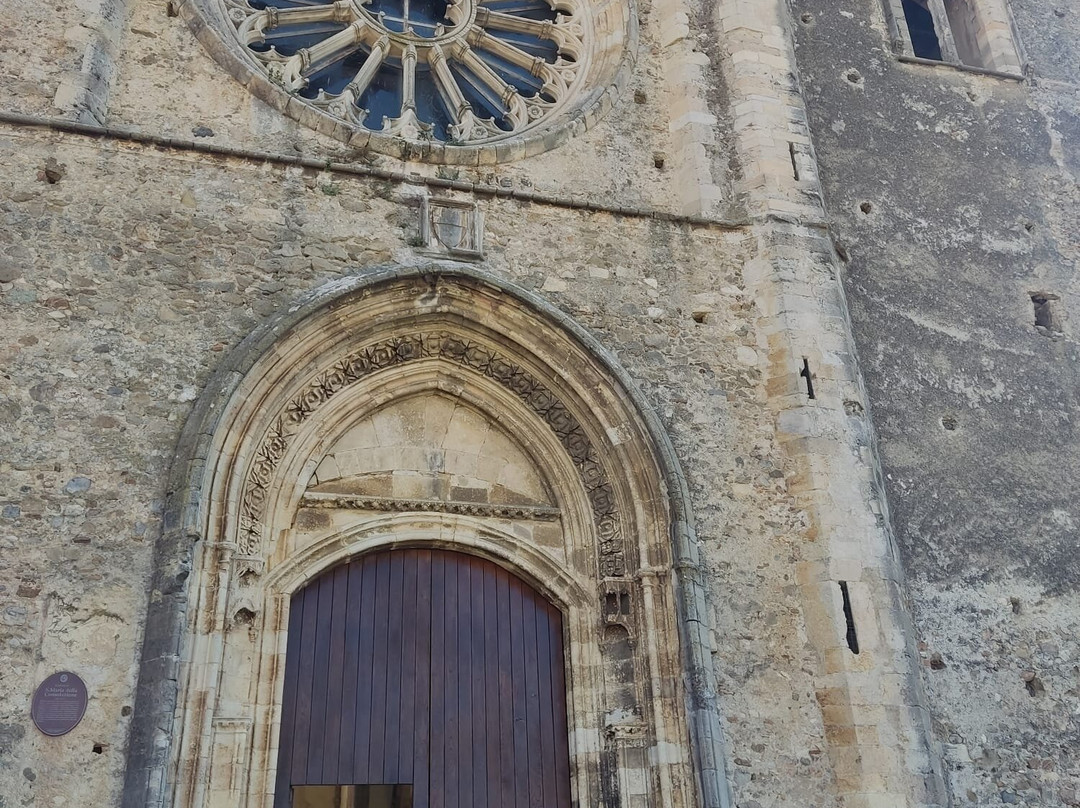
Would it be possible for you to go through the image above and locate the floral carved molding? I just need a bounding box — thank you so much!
[240,331,626,576]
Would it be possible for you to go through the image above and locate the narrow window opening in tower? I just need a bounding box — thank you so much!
[800,357,816,400]
[839,582,860,655]
[789,142,800,181]
[902,0,944,60]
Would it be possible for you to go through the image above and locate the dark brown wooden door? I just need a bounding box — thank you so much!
[275,548,572,808]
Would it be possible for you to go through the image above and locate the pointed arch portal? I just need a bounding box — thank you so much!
[123,264,733,808]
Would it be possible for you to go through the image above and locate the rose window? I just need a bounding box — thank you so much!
[231,0,589,144]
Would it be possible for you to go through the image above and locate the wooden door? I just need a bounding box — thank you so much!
[274,549,572,808]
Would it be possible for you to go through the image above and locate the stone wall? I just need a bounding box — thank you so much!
[0,0,983,805]
[792,1,1080,805]
[0,125,833,806]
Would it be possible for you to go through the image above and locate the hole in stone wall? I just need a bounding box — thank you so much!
[653,151,666,170]
[1030,292,1062,333]
[799,357,816,400]
[633,90,647,104]
[38,159,64,184]
[940,415,957,431]
[166,0,179,16]
[605,593,619,616]
[844,69,863,85]
[859,201,873,214]
[839,581,860,655]
[789,142,800,181]
[800,12,813,24]
[92,743,105,754]
[691,311,708,324]
[1023,672,1045,697]
[237,568,259,587]
[233,607,256,627]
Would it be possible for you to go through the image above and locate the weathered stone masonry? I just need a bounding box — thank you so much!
[4,0,1077,807]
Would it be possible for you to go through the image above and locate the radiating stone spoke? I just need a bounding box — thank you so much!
[429,44,473,126]
[347,34,391,97]
[474,8,582,61]
[237,1,356,46]
[401,44,418,112]
[450,41,528,129]
[466,24,568,99]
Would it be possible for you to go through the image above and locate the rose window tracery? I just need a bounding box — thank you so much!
[228,0,588,144]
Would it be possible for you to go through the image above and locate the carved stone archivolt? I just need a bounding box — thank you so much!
[155,269,720,808]
[240,330,626,575]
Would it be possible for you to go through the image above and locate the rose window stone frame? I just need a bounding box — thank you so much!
[177,0,636,161]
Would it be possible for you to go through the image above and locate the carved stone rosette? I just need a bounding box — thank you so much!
[223,0,589,145]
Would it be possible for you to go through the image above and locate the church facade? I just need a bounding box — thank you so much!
[0,1,1076,807]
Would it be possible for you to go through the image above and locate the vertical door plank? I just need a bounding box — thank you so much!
[521,584,543,808]
[273,588,308,808]
[508,577,530,808]
[367,553,393,780]
[352,555,379,784]
[495,567,516,808]
[381,552,406,785]
[321,564,350,784]
[336,559,364,780]
[411,550,433,808]
[481,559,501,808]
[305,572,336,783]
[442,552,461,808]
[549,604,572,808]
[397,551,419,789]
[291,582,322,785]
[534,603,556,808]
[455,557,473,808]
[428,551,447,808]
[468,557,488,808]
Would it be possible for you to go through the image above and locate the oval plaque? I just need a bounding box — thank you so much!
[31,671,87,737]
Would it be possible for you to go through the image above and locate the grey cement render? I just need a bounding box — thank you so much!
[792,1,1080,804]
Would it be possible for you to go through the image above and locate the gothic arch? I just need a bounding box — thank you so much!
[122,263,733,808]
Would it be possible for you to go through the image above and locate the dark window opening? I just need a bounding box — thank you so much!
[293,785,413,808]
[839,581,860,655]
[902,0,943,61]
[800,357,816,400]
